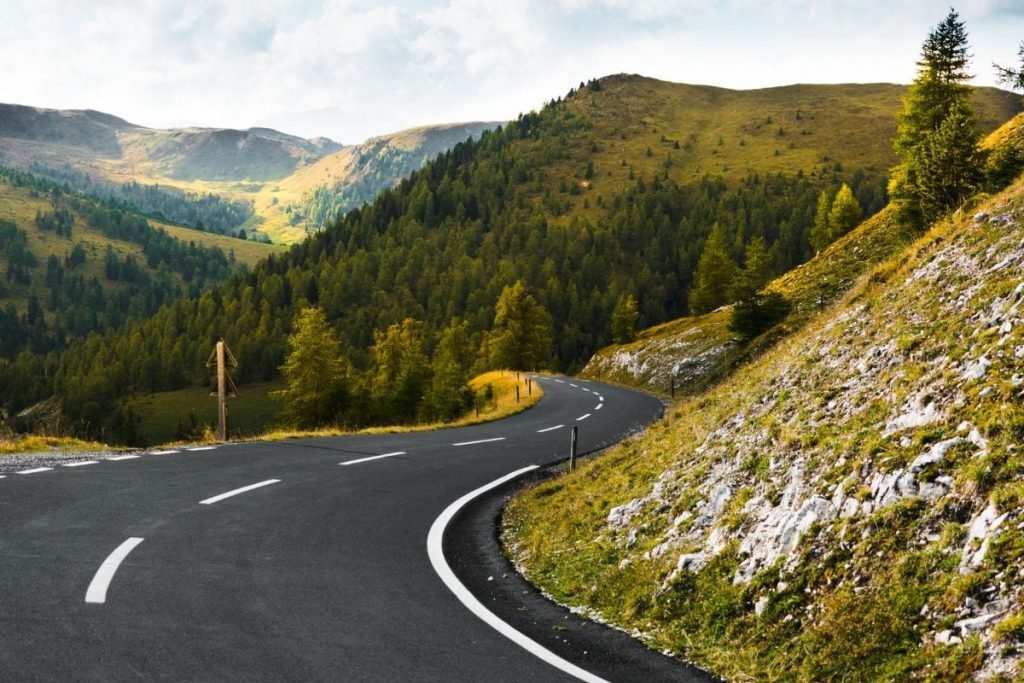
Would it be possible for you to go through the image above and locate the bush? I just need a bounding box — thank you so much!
[730,291,792,340]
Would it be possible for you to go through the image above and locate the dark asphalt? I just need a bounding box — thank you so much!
[0,376,713,681]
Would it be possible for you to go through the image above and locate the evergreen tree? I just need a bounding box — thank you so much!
[610,294,640,344]
[688,223,738,315]
[809,189,834,252]
[424,319,475,421]
[994,41,1024,96]
[891,9,980,226]
[371,318,430,422]
[275,306,347,428]
[827,184,863,239]
[730,237,773,302]
[488,281,552,370]
[917,102,986,220]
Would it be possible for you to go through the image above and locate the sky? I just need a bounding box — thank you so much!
[2,0,1022,144]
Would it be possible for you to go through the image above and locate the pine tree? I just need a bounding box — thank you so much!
[994,41,1024,95]
[275,306,347,428]
[488,281,552,370]
[425,319,475,421]
[809,190,834,252]
[729,237,773,302]
[610,293,640,344]
[827,184,863,239]
[688,223,738,315]
[891,9,981,226]
[371,318,430,422]
[917,102,986,220]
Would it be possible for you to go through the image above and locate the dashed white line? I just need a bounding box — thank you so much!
[85,537,144,604]
[554,379,565,384]
[569,383,578,388]
[17,467,52,475]
[0,475,6,479]
[64,461,98,468]
[595,404,603,411]
[582,388,591,393]
[107,455,140,461]
[428,466,608,683]
[577,413,591,421]
[150,449,179,455]
[536,425,564,433]
[340,451,407,466]
[452,437,507,447]
[186,446,217,452]
[200,479,280,505]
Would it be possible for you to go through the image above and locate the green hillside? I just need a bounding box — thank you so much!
[0,167,281,363]
[506,114,1024,680]
[1,76,1020,444]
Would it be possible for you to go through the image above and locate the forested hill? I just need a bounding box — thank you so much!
[1,76,1019,442]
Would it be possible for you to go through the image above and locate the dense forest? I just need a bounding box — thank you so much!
[0,168,246,360]
[0,89,887,442]
[23,162,257,238]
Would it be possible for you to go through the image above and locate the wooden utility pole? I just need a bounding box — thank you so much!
[206,339,238,442]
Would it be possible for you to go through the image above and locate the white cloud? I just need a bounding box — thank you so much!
[1,0,1019,143]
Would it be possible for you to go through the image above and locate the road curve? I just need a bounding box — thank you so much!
[0,376,705,681]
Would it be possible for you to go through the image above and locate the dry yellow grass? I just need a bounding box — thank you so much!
[0,435,108,455]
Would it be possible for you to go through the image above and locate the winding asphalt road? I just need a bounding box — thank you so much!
[0,376,713,681]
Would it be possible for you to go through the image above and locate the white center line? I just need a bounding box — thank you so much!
[582,388,591,392]
[17,467,52,475]
[64,461,98,468]
[200,479,280,505]
[555,379,564,384]
[428,467,609,683]
[85,537,144,604]
[186,446,217,452]
[536,424,564,433]
[577,413,591,421]
[452,437,507,447]
[150,449,179,455]
[0,475,6,479]
[107,455,140,461]
[569,383,578,388]
[595,404,603,411]
[340,451,407,466]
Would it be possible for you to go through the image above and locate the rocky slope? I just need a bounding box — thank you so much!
[507,175,1024,680]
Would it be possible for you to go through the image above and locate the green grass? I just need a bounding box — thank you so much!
[132,381,285,446]
[507,124,1024,681]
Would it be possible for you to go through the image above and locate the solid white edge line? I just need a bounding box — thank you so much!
[186,446,217,452]
[340,451,407,466]
[452,437,507,447]
[64,461,99,467]
[427,466,609,683]
[577,414,591,421]
[85,537,144,604]
[17,467,52,475]
[107,455,140,461]
[150,449,179,455]
[199,479,281,505]
[536,425,564,433]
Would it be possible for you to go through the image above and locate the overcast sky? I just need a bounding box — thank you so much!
[2,1,1022,143]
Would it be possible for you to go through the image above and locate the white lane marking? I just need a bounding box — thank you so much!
[85,537,144,604]
[428,467,609,683]
[536,424,564,433]
[340,451,407,466]
[577,414,591,421]
[17,467,52,475]
[107,455,140,461]
[595,404,603,411]
[64,461,98,468]
[199,479,280,505]
[569,383,578,388]
[554,379,565,384]
[0,475,6,479]
[186,446,217,452]
[150,449,179,455]
[582,388,591,393]
[452,437,506,447]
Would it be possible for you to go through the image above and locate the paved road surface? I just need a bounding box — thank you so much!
[0,376,714,681]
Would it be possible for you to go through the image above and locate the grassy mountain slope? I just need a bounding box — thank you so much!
[583,112,1024,396]
[0,104,500,244]
[506,161,1024,680]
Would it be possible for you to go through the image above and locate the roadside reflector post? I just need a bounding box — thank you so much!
[528,377,532,395]
[516,384,520,403]
[569,426,578,471]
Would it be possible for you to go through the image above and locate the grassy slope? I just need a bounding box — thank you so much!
[507,149,1024,679]
[0,179,280,315]
[582,111,1024,395]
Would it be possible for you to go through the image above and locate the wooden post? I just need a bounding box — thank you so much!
[207,339,238,443]
[516,384,520,403]
[570,426,578,471]
[528,377,532,396]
